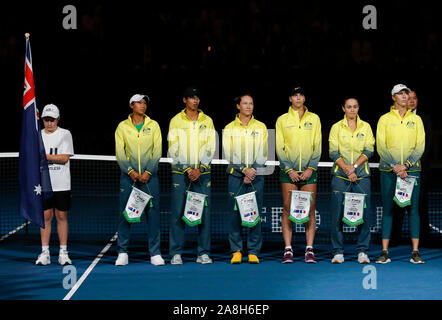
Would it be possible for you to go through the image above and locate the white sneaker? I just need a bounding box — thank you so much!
[196,254,213,264]
[115,253,129,266]
[36,250,51,266]
[170,254,183,265]
[58,250,72,265]
[150,254,165,266]
[331,254,344,264]
[358,252,370,264]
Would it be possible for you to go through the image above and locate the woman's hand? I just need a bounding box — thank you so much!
[187,169,201,182]
[288,170,301,182]
[300,168,313,181]
[393,164,407,174]
[348,172,358,182]
[243,168,256,181]
[397,170,408,179]
[343,164,355,176]
[138,172,151,184]
[129,171,140,182]
[244,176,252,184]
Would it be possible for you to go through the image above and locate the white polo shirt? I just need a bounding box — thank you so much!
[41,127,74,191]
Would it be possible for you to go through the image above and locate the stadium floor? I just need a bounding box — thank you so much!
[0,233,441,300]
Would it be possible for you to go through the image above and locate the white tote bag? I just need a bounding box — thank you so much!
[235,191,261,228]
[123,186,153,223]
[393,175,417,207]
[182,191,208,227]
[289,190,312,224]
[342,192,366,227]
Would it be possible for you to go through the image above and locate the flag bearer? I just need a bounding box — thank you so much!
[36,104,74,266]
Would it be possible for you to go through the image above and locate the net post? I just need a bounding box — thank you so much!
[24,219,31,246]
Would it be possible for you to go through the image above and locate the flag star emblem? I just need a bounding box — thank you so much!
[34,184,42,195]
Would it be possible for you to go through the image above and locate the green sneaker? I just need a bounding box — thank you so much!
[410,251,425,264]
[375,250,391,264]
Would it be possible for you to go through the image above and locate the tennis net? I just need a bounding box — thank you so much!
[1,153,441,243]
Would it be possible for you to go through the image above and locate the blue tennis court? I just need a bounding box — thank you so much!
[1,156,441,301]
[1,233,441,300]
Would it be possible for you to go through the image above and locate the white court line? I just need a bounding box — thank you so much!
[429,223,442,234]
[63,232,118,300]
[0,221,30,242]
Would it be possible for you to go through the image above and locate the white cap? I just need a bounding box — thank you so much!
[41,104,60,118]
[129,94,150,104]
[391,84,411,95]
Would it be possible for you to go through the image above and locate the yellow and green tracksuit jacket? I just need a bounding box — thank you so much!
[376,106,425,172]
[115,114,162,176]
[167,109,216,173]
[276,106,322,173]
[223,115,268,177]
[329,115,375,179]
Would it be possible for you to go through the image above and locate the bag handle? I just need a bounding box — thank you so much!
[186,178,204,192]
[344,179,367,195]
[233,181,256,210]
[235,180,256,197]
[132,181,154,207]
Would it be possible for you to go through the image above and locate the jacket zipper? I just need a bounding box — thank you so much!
[245,128,249,168]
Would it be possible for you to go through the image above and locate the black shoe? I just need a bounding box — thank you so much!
[410,251,425,264]
[375,250,391,264]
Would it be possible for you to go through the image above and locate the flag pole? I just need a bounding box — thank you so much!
[24,32,31,239]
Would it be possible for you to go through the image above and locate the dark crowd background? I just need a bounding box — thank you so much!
[1,0,440,167]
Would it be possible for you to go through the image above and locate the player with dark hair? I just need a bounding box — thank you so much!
[114,94,164,266]
[329,97,375,264]
[276,87,322,263]
[223,93,268,264]
[168,87,216,265]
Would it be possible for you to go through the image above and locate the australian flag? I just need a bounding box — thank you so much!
[18,35,52,228]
